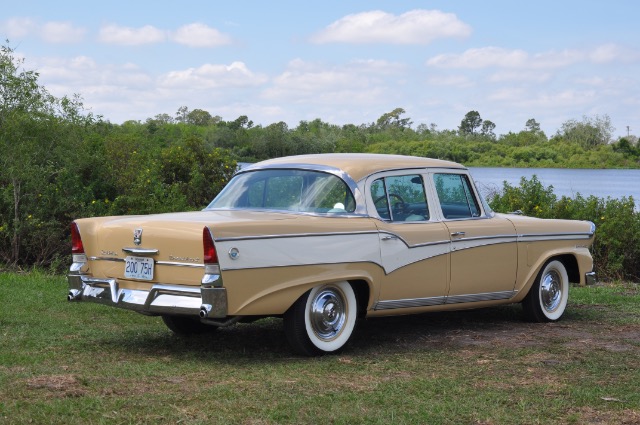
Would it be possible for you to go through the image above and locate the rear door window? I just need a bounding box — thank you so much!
[371,174,429,222]
[433,173,481,219]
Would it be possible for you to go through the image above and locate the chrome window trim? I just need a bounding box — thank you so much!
[205,207,367,218]
[220,163,367,215]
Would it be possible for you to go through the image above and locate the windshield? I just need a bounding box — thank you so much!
[206,169,356,214]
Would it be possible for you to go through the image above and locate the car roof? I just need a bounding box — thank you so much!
[247,153,465,182]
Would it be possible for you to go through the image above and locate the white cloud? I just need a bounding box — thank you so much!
[487,70,552,83]
[1,17,37,38]
[311,9,471,44]
[41,21,86,43]
[263,59,404,106]
[427,45,629,69]
[158,62,268,89]
[99,24,165,45]
[170,23,232,47]
[426,74,474,88]
[1,18,85,43]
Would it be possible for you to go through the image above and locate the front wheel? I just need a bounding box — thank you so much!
[284,281,357,356]
[523,260,569,322]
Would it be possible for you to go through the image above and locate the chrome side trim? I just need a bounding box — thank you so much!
[374,296,445,310]
[518,232,594,241]
[215,230,379,243]
[374,290,518,311]
[378,232,450,249]
[88,257,204,268]
[445,290,516,305]
[454,234,517,242]
[156,261,204,268]
[122,247,159,256]
[89,256,124,262]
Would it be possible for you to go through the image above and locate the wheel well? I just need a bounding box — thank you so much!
[348,280,370,318]
[553,254,580,284]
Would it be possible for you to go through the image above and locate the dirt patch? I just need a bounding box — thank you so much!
[353,304,640,355]
[570,406,640,425]
[26,374,86,398]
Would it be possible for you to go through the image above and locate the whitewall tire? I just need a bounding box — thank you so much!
[523,260,569,322]
[284,281,357,356]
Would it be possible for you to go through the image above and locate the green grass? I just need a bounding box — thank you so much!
[1,272,638,424]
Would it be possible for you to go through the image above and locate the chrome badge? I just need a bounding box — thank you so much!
[133,228,143,246]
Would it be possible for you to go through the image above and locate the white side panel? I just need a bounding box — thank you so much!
[215,233,382,271]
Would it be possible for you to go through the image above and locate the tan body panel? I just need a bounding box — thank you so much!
[69,154,595,326]
[445,216,517,296]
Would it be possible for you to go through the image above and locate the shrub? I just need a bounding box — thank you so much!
[488,177,640,281]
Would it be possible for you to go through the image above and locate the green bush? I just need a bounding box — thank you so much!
[488,177,640,281]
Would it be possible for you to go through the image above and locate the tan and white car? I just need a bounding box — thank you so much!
[68,154,596,355]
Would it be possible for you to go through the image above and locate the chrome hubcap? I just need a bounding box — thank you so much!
[540,270,562,312]
[310,288,346,341]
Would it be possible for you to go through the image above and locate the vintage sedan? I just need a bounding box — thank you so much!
[68,154,596,355]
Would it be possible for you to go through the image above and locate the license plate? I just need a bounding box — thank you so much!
[124,256,154,280]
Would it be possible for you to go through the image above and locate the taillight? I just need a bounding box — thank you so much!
[203,227,218,264]
[71,222,84,254]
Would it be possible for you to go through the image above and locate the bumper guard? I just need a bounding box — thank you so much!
[67,272,228,318]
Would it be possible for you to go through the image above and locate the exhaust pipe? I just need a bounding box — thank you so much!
[200,304,212,318]
[68,289,81,301]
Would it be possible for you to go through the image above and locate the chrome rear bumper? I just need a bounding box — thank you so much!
[67,272,227,318]
[585,271,597,286]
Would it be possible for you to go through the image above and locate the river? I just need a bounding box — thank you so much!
[239,162,640,210]
[470,167,640,210]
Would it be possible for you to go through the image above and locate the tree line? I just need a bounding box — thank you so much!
[1,43,639,277]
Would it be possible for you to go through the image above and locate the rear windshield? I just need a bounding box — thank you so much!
[206,169,356,214]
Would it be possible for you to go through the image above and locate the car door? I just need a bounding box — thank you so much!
[366,172,450,310]
[431,172,518,304]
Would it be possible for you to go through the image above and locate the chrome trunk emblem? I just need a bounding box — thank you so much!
[133,228,143,246]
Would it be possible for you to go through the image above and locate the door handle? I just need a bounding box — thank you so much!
[381,235,399,241]
[450,231,466,237]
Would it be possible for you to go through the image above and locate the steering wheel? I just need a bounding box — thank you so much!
[374,193,407,218]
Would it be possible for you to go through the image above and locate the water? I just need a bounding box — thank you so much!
[470,167,640,210]
[240,162,640,209]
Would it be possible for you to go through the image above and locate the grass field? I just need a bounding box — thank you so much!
[0,272,638,424]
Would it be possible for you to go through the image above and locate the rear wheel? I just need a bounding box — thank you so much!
[523,260,569,322]
[284,281,357,356]
[161,315,217,335]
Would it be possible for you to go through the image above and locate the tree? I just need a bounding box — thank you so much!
[186,108,214,126]
[458,110,482,135]
[0,42,98,265]
[376,107,412,130]
[525,118,541,133]
[175,105,189,123]
[481,120,496,139]
[556,115,614,148]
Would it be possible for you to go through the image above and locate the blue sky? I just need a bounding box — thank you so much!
[3,0,639,137]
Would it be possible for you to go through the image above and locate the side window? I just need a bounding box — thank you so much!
[434,174,481,219]
[371,175,429,222]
